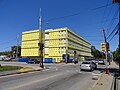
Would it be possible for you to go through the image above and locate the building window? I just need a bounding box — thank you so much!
[58,31,60,36]
[63,39,66,44]
[63,31,66,36]
[45,48,48,54]
[58,47,60,53]
[62,48,64,54]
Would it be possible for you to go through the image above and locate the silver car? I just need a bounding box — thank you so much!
[80,61,97,71]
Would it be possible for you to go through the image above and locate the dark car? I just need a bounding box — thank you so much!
[27,59,40,64]
[73,60,78,64]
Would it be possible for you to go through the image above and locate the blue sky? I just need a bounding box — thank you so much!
[0,0,119,52]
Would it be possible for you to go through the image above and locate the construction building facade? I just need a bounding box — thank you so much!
[21,27,91,62]
[21,30,44,58]
[44,27,91,62]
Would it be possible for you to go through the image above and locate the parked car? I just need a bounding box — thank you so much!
[74,60,78,64]
[98,59,105,65]
[73,57,78,64]
[27,59,40,64]
[80,61,97,71]
[3,57,12,61]
[92,60,99,65]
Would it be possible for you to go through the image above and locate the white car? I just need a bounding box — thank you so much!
[80,61,97,71]
[98,59,105,64]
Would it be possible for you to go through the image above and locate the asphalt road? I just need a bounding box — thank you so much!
[0,62,103,90]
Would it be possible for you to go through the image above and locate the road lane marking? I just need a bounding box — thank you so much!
[0,73,25,78]
[4,73,62,90]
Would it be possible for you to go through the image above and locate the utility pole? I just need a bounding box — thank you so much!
[65,50,68,64]
[102,29,109,74]
[112,0,120,75]
[39,8,44,68]
[16,35,19,60]
[118,3,120,76]
[118,3,120,75]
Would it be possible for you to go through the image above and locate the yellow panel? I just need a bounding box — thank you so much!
[21,48,39,56]
[21,30,45,57]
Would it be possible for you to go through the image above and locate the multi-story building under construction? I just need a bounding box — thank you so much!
[44,27,91,62]
[21,27,91,62]
[21,30,44,58]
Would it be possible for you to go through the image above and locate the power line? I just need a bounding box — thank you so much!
[89,40,103,42]
[100,17,118,23]
[99,0,110,30]
[0,46,11,51]
[82,35,103,37]
[108,30,118,42]
[106,23,118,40]
[0,35,21,46]
[44,12,82,22]
[107,7,118,32]
[43,3,113,22]
[91,3,113,11]
[104,3,114,29]
[0,39,16,46]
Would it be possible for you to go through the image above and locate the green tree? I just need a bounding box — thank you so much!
[91,46,105,59]
[113,48,119,62]
[0,51,12,56]
[11,46,21,57]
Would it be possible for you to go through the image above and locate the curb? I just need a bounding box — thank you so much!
[0,68,44,77]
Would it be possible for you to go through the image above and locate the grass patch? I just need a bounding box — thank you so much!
[0,66,22,72]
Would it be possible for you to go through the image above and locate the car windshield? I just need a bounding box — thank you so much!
[82,62,90,64]
[99,59,104,61]
[85,59,91,61]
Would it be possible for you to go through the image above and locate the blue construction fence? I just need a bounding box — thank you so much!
[18,57,56,63]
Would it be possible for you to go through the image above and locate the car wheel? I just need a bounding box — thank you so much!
[90,68,93,71]
[80,69,83,71]
[95,66,97,69]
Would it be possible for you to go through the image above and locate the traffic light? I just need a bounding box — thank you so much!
[106,42,110,52]
[112,0,120,3]
[101,42,105,51]
[38,43,44,50]
[74,50,77,54]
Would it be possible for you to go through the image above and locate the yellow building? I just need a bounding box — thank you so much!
[21,30,44,57]
[21,27,91,62]
[44,27,91,62]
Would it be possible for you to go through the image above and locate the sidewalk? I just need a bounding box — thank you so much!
[91,61,118,90]
[92,73,113,90]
